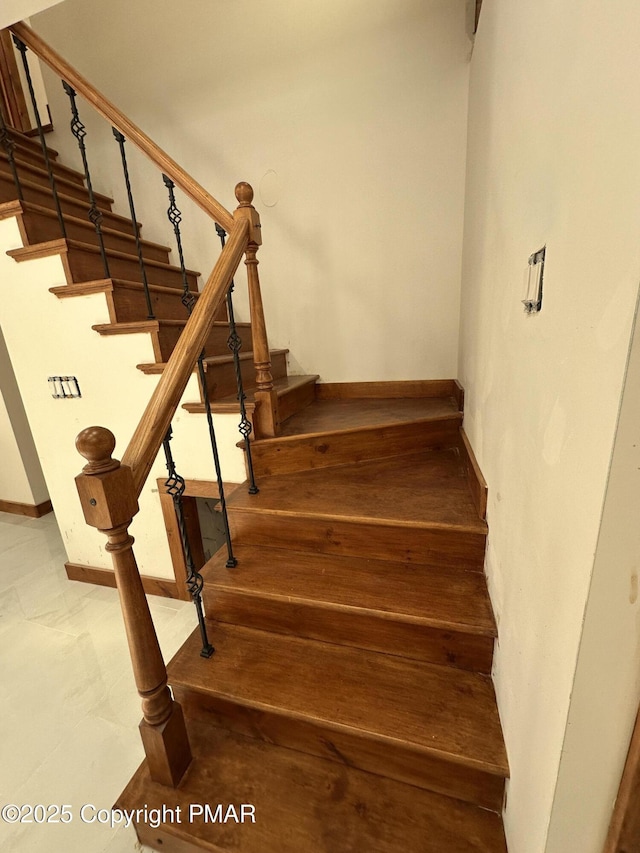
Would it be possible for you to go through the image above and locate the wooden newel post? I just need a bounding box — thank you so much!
[75,426,192,787]
[234,181,280,438]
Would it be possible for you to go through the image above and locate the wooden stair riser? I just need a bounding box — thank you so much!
[135,322,253,364]
[201,321,251,356]
[155,323,252,363]
[0,172,118,220]
[206,350,288,401]
[251,416,463,476]
[20,208,170,264]
[229,510,487,569]
[278,376,316,424]
[63,244,199,290]
[4,128,60,166]
[0,155,112,203]
[205,588,494,673]
[172,686,505,812]
[109,285,195,324]
[183,375,319,417]
[1,150,85,186]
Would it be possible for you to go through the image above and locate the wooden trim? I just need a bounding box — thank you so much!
[316,380,463,401]
[0,29,31,132]
[453,379,465,412]
[50,279,113,298]
[475,0,483,33]
[7,236,68,262]
[603,703,640,852]
[65,561,179,599]
[157,478,240,600]
[183,478,240,499]
[0,198,23,220]
[458,428,488,521]
[158,489,192,601]
[121,217,249,496]
[0,498,52,517]
[10,22,235,233]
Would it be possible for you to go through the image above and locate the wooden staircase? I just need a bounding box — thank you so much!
[0,126,317,420]
[1,40,509,851]
[118,383,509,852]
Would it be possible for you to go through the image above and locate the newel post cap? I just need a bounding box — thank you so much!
[75,426,138,530]
[233,182,262,246]
[76,426,119,474]
[235,181,254,207]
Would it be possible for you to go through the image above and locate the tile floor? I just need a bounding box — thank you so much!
[0,511,196,852]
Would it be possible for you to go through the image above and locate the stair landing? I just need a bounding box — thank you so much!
[279,394,460,436]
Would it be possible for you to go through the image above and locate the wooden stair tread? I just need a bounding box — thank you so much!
[7,237,198,276]
[50,277,199,299]
[184,375,319,413]
[279,395,461,437]
[4,126,59,159]
[228,448,487,533]
[169,623,508,775]
[204,544,496,635]
[1,149,85,184]
[13,198,168,249]
[0,197,141,233]
[203,347,288,368]
[117,719,507,853]
[0,160,113,204]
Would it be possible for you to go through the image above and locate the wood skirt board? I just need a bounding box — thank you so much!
[65,562,179,599]
[0,498,52,517]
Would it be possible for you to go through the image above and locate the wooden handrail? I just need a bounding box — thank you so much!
[9,21,235,233]
[122,216,249,496]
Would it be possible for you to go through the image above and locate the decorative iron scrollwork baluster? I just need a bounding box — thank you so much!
[112,128,154,319]
[62,83,110,279]
[0,108,23,201]
[162,175,194,312]
[161,176,237,569]
[162,427,214,659]
[216,223,259,495]
[12,36,66,236]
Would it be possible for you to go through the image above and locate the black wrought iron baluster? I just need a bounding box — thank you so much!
[162,174,193,312]
[162,427,214,658]
[62,83,110,279]
[161,175,237,569]
[216,223,259,495]
[12,36,66,236]
[0,108,23,201]
[112,128,154,319]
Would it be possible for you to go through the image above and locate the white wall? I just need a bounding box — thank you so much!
[0,328,48,506]
[545,295,640,852]
[32,0,471,383]
[0,216,246,579]
[460,2,640,851]
[0,0,64,29]
[0,328,49,507]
